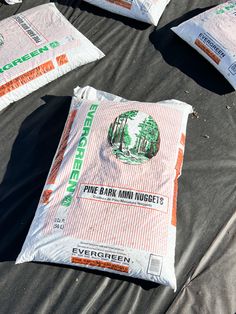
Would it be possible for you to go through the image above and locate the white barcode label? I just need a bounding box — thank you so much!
[147,254,163,276]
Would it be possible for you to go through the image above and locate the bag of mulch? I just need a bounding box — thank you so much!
[172,1,236,90]
[83,0,171,25]
[16,86,192,290]
[0,4,104,111]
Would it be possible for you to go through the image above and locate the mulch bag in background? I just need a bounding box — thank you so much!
[5,0,22,4]
[172,1,236,90]
[83,0,171,25]
[16,86,192,290]
[0,4,104,111]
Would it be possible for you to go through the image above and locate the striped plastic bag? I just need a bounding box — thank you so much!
[172,1,236,89]
[83,0,171,25]
[5,0,22,4]
[16,86,192,290]
[0,4,104,111]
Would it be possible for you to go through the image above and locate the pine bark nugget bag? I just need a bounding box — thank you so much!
[82,0,172,25]
[172,1,236,90]
[0,4,104,111]
[4,0,22,4]
[16,86,193,290]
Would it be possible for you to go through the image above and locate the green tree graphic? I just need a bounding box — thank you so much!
[118,111,138,151]
[108,111,160,165]
[108,111,138,147]
[123,124,131,149]
[134,115,159,158]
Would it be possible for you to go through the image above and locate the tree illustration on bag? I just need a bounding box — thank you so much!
[0,34,4,48]
[108,110,160,165]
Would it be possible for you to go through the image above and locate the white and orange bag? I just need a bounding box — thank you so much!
[172,1,236,90]
[16,86,192,290]
[83,0,171,25]
[0,4,104,111]
[4,0,22,4]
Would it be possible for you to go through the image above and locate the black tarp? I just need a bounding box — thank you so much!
[0,0,236,313]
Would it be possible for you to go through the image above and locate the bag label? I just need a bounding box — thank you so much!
[195,33,226,65]
[106,0,133,10]
[0,41,60,74]
[53,103,100,232]
[78,183,168,212]
[13,14,46,46]
[61,104,99,208]
[71,247,130,272]
[216,2,236,15]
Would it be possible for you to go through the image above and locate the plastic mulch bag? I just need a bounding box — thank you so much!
[172,1,236,90]
[83,0,171,25]
[5,0,22,4]
[0,4,104,111]
[16,86,193,290]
